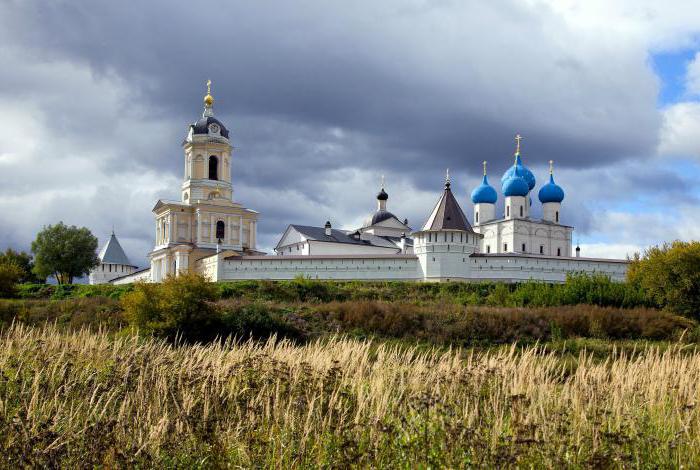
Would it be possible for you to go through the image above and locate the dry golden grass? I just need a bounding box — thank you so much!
[1,324,699,468]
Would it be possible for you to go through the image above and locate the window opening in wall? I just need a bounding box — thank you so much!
[476,212,479,223]
[556,211,559,223]
[444,233,447,242]
[557,248,561,256]
[540,245,544,254]
[520,206,523,217]
[451,233,454,242]
[521,243,526,252]
[504,243,508,252]
[216,221,225,240]
[209,156,219,180]
[460,233,463,243]
[487,245,490,253]
[506,206,510,217]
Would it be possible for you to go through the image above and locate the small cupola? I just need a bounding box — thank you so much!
[471,161,498,204]
[324,220,332,236]
[538,160,565,204]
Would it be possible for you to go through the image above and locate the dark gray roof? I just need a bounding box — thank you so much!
[98,233,134,266]
[421,182,474,232]
[290,225,372,246]
[366,210,396,226]
[284,225,412,250]
[191,116,229,138]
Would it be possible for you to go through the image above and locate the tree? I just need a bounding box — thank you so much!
[0,263,23,297]
[31,222,99,284]
[627,241,700,318]
[0,248,44,283]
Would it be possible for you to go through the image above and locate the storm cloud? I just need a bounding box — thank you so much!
[1,0,699,264]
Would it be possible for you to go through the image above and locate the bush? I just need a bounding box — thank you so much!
[219,301,304,341]
[0,263,24,298]
[122,273,219,342]
[628,241,700,318]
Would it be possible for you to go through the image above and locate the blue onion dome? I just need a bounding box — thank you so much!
[502,162,529,196]
[501,154,536,191]
[538,162,565,203]
[471,165,498,204]
[377,188,388,201]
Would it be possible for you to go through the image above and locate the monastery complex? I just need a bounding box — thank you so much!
[90,84,628,285]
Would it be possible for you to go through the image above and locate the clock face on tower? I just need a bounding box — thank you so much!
[208,123,220,134]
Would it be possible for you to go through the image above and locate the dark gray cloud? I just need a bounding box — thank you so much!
[0,0,697,263]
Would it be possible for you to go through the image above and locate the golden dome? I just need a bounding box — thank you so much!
[204,79,214,106]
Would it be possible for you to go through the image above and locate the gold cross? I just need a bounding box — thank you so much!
[515,133,523,155]
[207,79,212,95]
[549,160,554,175]
[483,160,487,176]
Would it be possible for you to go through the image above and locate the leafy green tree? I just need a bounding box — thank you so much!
[627,241,700,318]
[31,222,99,284]
[0,248,44,283]
[0,263,23,297]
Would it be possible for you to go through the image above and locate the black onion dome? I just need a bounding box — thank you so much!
[377,188,388,200]
[191,116,229,138]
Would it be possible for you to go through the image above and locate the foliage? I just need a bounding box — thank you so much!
[122,273,219,341]
[0,248,43,283]
[312,301,694,345]
[0,263,24,298]
[30,222,99,284]
[3,325,700,467]
[0,297,124,331]
[628,240,700,318]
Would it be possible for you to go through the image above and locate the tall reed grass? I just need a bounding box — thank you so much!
[1,324,699,467]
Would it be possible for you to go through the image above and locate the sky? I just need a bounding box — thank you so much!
[1,0,700,266]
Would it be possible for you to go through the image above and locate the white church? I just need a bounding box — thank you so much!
[92,84,628,285]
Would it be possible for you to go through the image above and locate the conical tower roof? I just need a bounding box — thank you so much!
[421,175,474,232]
[98,232,133,266]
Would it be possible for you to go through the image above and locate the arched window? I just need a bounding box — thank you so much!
[557,247,561,256]
[520,206,523,217]
[506,206,510,217]
[555,211,559,223]
[209,156,218,180]
[475,211,479,223]
[216,220,225,240]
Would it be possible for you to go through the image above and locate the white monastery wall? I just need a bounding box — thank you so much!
[217,254,421,281]
[186,252,628,283]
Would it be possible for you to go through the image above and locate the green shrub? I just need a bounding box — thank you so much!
[219,301,304,341]
[122,273,219,341]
